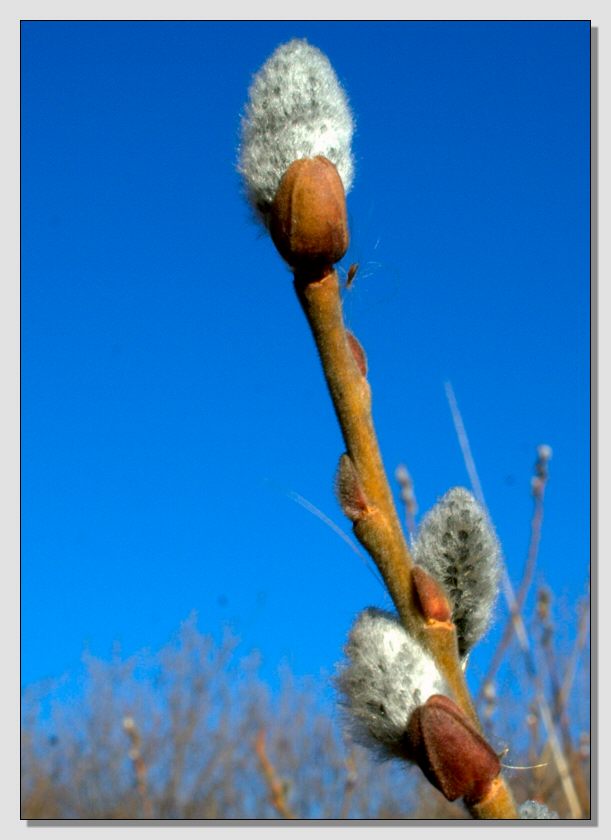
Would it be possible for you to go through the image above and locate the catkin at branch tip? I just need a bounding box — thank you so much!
[238,38,354,226]
[335,608,446,758]
[413,487,500,658]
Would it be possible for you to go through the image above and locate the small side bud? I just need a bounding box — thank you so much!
[269,156,349,270]
[411,566,452,624]
[346,331,367,376]
[336,454,369,522]
[404,694,501,804]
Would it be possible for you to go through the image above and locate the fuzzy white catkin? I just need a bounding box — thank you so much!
[413,488,500,658]
[238,39,354,225]
[519,800,559,819]
[335,608,446,756]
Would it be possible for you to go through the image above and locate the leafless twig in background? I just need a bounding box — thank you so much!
[395,464,418,543]
[254,729,296,819]
[122,716,153,818]
[479,445,552,698]
[444,381,584,818]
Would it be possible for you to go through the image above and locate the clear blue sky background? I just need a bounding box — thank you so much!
[22,21,590,700]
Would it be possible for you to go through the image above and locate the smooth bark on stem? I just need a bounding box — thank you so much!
[294,269,415,626]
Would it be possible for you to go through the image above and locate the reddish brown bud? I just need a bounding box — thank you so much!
[336,454,369,522]
[346,331,368,377]
[269,156,349,270]
[412,566,452,624]
[404,695,500,804]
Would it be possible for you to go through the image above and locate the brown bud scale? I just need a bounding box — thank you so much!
[412,566,452,623]
[404,695,500,804]
[269,156,349,270]
[346,331,368,377]
[336,453,369,521]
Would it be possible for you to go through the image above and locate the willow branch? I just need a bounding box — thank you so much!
[295,267,515,819]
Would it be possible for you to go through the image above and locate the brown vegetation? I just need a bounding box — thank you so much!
[21,588,589,820]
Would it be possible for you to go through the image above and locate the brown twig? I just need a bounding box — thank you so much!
[122,716,153,819]
[295,271,413,613]
[340,744,358,819]
[478,445,552,700]
[254,729,296,819]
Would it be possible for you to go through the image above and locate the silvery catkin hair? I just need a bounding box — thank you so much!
[335,608,446,758]
[238,38,354,225]
[413,488,500,658]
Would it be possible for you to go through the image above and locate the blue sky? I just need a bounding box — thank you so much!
[22,20,590,699]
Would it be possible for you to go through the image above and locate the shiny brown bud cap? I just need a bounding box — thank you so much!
[404,695,501,804]
[269,156,349,271]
